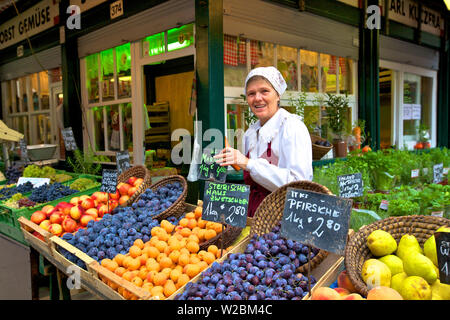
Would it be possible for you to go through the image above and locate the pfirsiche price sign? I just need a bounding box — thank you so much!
[281,188,353,256]
[201,181,250,229]
[198,149,227,183]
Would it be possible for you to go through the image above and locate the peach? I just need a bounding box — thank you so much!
[39,220,51,231]
[337,270,358,293]
[81,198,96,210]
[62,216,77,233]
[85,208,99,219]
[69,197,79,206]
[70,205,84,220]
[56,202,74,215]
[41,205,54,215]
[134,178,144,187]
[98,204,109,217]
[48,223,63,236]
[108,199,119,211]
[30,211,47,225]
[128,186,138,197]
[127,177,137,185]
[366,286,403,300]
[343,293,366,300]
[118,183,131,196]
[80,215,94,227]
[49,212,64,225]
[119,195,130,206]
[79,195,90,202]
[92,191,108,204]
[310,287,342,300]
[334,287,351,297]
[109,190,120,200]
[46,208,59,218]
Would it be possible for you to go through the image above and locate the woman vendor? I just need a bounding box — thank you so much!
[214,66,313,217]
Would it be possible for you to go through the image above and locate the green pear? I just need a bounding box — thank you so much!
[400,276,432,300]
[361,259,391,289]
[396,234,422,261]
[366,230,397,257]
[424,226,450,267]
[379,255,404,276]
[431,279,450,300]
[403,251,437,284]
[391,272,408,293]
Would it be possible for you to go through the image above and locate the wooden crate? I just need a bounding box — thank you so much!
[18,216,55,260]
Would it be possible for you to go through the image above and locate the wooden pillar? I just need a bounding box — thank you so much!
[437,18,449,148]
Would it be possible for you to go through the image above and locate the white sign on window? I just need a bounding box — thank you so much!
[403,104,412,120]
[411,104,421,120]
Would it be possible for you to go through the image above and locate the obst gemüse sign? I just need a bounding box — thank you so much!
[0,0,59,50]
[281,188,353,256]
[201,181,250,229]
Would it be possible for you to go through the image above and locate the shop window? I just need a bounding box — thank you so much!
[339,57,353,95]
[86,53,99,103]
[320,53,337,93]
[142,32,165,57]
[224,35,248,87]
[277,45,298,91]
[116,43,132,99]
[300,50,319,93]
[167,23,194,52]
[101,48,115,102]
[252,41,275,69]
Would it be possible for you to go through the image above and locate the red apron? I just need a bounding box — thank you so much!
[243,142,278,217]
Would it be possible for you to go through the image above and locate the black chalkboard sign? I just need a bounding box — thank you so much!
[435,231,450,285]
[338,173,363,198]
[202,181,250,228]
[101,169,118,193]
[116,151,131,174]
[198,149,227,183]
[433,163,444,184]
[61,127,78,151]
[281,188,353,256]
[19,139,29,163]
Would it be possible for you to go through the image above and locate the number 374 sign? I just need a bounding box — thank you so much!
[281,188,352,256]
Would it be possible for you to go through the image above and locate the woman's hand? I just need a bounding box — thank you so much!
[214,147,249,170]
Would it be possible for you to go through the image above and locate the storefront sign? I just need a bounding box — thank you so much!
[338,173,363,198]
[198,149,227,183]
[202,181,249,229]
[403,104,412,120]
[0,0,59,50]
[100,169,118,194]
[435,232,450,285]
[281,188,352,256]
[411,104,421,120]
[69,0,108,13]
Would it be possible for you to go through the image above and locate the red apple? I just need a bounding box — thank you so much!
[30,211,47,225]
[81,198,95,210]
[49,212,64,225]
[109,190,120,200]
[119,195,130,206]
[70,205,84,221]
[62,216,77,233]
[41,205,54,215]
[85,208,99,219]
[70,197,79,206]
[128,186,138,197]
[80,215,94,227]
[133,178,144,187]
[118,183,131,196]
[39,220,51,231]
[48,223,63,236]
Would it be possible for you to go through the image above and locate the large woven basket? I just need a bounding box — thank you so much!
[146,175,188,221]
[310,134,332,161]
[250,180,333,273]
[345,215,449,297]
[117,165,152,207]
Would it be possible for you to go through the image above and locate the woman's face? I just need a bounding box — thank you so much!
[246,78,280,126]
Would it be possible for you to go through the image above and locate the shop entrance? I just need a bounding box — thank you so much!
[143,55,195,165]
[379,67,394,149]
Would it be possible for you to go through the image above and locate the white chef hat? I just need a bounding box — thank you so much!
[244,66,287,97]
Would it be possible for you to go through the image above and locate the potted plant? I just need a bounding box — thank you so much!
[323,93,350,158]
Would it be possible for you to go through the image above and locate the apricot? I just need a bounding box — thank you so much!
[342,293,366,300]
[204,229,217,240]
[176,274,190,289]
[133,239,145,249]
[184,263,201,278]
[163,280,177,297]
[310,287,342,300]
[367,286,403,300]
[153,272,168,286]
[337,270,358,293]
[334,287,351,297]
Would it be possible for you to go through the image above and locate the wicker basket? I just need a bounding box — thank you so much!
[145,175,188,221]
[344,215,449,297]
[310,134,332,161]
[117,165,152,207]
[250,180,333,273]
[199,223,243,252]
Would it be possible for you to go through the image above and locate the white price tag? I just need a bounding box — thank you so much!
[110,0,123,19]
[431,211,444,217]
[379,200,389,211]
[411,169,420,178]
[17,177,50,188]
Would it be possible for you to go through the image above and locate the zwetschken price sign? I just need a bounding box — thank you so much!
[101,169,118,194]
[198,149,227,183]
[281,188,353,255]
[435,231,450,285]
[338,173,363,198]
[202,181,249,228]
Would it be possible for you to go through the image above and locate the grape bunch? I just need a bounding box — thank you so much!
[128,182,184,218]
[28,183,78,203]
[17,198,37,208]
[5,165,23,184]
[0,181,34,201]
[59,210,178,269]
[175,224,318,300]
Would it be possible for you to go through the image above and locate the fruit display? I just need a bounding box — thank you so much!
[3,193,37,208]
[128,181,183,214]
[175,224,318,300]
[5,165,23,184]
[28,183,78,203]
[52,173,74,183]
[0,181,34,201]
[116,177,145,206]
[100,205,229,300]
[69,177,98,191]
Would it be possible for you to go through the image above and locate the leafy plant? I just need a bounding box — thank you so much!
[239,94,258,127]
[323,93,350,140]
[288,92,319,133]
[67,148,101,175]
